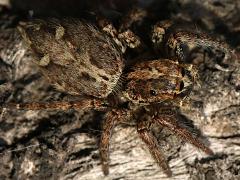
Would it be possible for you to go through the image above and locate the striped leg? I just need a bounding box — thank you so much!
[99,109,131,175]
[137,119,172,177]
[2,99,109,111]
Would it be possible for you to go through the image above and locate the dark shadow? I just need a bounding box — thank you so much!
[10,0,99,18]
[177,113,211,146]
[8,0,139,22]
[195,153,228,164]
[180,1,240,47]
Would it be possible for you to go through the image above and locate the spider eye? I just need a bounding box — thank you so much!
[150,90,157,96]
[180,81,184,91]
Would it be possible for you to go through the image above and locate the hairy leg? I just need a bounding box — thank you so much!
[155,112,213,155]
[1,99,109,111]
[119,7,147,32]
[137,119,172,177]
[97,16,143,53]
[152,20,173,47]
[99,109,131,175]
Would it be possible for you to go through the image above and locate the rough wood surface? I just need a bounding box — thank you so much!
[0,1,240,180]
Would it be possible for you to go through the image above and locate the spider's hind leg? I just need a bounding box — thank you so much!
[1,99,109,111]
[98,18,142,53]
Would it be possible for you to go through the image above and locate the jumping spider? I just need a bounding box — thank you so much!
[2,8,237,176]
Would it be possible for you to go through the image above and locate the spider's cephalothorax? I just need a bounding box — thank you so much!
[2,17,214,177]
[124,59,195,104]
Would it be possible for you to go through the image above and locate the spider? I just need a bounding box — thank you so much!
[2,7,236,177]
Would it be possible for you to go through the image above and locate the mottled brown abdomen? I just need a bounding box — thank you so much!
[18,18,123,98]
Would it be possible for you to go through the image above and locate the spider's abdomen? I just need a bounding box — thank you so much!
[18,18,123,98]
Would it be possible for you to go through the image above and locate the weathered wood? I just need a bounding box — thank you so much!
[0,1,240,179]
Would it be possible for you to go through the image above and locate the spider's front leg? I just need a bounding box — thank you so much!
[154,106,213,155]
[137,105,213,177]
[152,20,237,71]
[137,118,172,176]
[99,108,132,175]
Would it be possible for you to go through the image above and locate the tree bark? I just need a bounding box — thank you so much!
[0,1,240,180]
